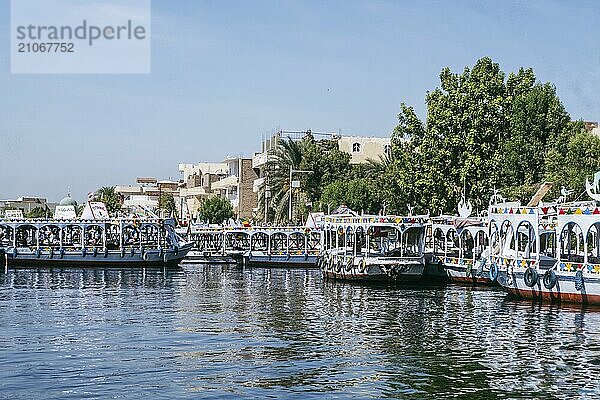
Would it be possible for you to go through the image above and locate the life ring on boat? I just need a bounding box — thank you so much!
[488,262,499,282]
[575,270,584,291]
[359,258,368,273]
[524,267,538,288]
[143,251,149,261]
[543,269,558,290]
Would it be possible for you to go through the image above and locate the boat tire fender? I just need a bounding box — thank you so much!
[359,258,367,273]
[575,270,584,291]
[524,267,538,288]
[543,269,558,290]
[489,262,499,282]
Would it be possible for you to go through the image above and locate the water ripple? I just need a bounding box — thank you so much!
[0,265,599,398]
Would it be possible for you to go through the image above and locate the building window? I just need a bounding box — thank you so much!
[384,144,391,155]
[352,142,361,152]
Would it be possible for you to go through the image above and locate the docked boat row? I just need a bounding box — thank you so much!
[5,173,600,305]
[186,226,321,267]
[0,201,193,268]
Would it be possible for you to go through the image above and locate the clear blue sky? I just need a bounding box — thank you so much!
[1,0,599,202]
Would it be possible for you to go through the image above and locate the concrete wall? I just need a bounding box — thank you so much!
[337,136,391,164]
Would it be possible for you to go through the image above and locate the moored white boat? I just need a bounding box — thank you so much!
[491,178,600,304]
[320,215,427,282]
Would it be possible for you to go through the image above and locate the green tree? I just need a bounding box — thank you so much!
[262,137,305,224]
[545,128,600,199]
[158,193,176,216]
[198,196,234,224]
[320,178,381,214]
[383,57,581,213]
[26,207,48,219]
[95,186,122,214]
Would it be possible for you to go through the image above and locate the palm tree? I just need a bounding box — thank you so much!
[260,138,304,224]
[364,151,395,178]
[95,186,122,214]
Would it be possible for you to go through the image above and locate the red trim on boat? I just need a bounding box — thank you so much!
[505,287,600,305]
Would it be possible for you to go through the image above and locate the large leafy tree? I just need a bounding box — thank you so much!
[320,178,381,214]
[383,57,583,214]
[545,127,600,200]
[158,193,176,216]
[95,186,122,214]
[198,196,234,224]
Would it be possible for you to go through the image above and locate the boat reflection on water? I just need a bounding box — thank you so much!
[2,266,600,398]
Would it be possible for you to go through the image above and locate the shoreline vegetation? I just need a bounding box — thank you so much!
[259,57,600,223]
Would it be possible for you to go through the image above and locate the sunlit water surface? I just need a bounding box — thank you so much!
[1,265,599,399]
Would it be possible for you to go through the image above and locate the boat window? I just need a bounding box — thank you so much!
[251,232,268,251]
[16,225,37,247]
[489,222,500,256]
[516,221,536,259]
[62,225,83,248]
[0,225,14,247]
[560,222,584,263]
[474,230,488,259]
[433,228,445,255]
[39,225,61,248]
[587,223,600,264]
[460,230,474,259]
[121,225,139,247]
[403,227,424,257]
[446,229,460,258]
[225,232,250,251]
[289,232,305,251]
[539,231,556,258]
[499,221,515,257]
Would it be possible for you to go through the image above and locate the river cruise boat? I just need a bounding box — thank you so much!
[320,214,427,282]
[490,180,600,304]
[0,201,192,268]
[426,197,492,284]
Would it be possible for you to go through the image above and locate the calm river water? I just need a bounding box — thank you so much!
[1,265,599,399]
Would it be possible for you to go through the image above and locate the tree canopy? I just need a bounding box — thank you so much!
[261,57,600,221]
[198,196,234,224]
[95,186,122,214]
